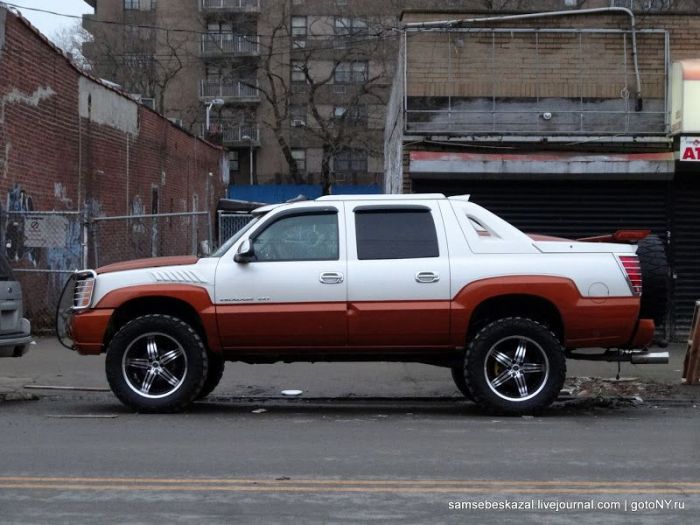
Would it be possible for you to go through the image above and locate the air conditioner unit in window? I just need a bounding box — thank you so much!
[291,119,306,127]
[334,85,347,95]
[141,97,156,109]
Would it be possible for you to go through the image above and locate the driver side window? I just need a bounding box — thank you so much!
[253,212,339,262]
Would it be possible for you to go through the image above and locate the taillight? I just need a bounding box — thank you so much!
[73,271,97,309]
[618,255,642,296]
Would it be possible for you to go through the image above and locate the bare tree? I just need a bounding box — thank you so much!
[52,20,93,71]
[86,27,191,115]
[252,6,396,193]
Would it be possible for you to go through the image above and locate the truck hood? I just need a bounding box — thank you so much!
[96,256,199,275]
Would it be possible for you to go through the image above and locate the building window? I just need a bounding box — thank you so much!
[229,151,240,172]
[290,105,307,127]
[334,105,367,126]
[292,20,307,48]
[333,148,367,173]
[291,149,306,172]
[124,0,156,10]
[334,17,368,36]
[335,61,368,84]
[291,60,306,83]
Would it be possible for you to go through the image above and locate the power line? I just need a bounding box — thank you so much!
[2,2,403,39]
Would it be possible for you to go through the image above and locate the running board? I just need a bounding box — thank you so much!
[567,349,669,365]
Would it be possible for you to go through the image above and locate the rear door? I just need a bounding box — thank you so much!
[345,202,451,348]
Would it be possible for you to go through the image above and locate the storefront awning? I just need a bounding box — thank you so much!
[409,151,676,181]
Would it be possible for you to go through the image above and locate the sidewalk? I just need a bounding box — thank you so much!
[0,337,696,402]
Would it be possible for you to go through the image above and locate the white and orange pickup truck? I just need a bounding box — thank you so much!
[60,194,669,414]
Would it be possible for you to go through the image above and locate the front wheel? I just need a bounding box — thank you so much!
[196,351,225,400]
[465,317,565,415]
[105,314,208,413]
[450,364,473,400]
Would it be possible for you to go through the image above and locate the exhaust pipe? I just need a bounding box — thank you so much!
[630,351,669,365]
[568,349,669,364]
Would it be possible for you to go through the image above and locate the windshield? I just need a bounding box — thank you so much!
[211,216,261,257]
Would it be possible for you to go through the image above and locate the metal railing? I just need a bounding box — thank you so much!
[403,27,670,137]
[200,80,259,100]
[204,123,259,143]
[201,0,260,11]
[200,34,260,56]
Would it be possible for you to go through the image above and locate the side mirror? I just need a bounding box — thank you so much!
[234,239,255,263]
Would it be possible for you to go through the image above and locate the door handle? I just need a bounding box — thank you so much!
[320,272,344,284]
[415,271,439,283]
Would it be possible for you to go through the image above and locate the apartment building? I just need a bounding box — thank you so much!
[82,0,396,192]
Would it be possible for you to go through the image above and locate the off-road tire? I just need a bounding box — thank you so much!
[105,314,208,413]
[636,235,669,325]
[451,364,473,400]
[465,317,566,415]
[196,351,225,400]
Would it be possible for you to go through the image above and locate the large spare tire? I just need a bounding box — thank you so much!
[636,234,669,324]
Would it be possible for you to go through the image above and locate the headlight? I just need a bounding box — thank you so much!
[73,270,97,310]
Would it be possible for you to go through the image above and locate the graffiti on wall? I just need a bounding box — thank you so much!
[5,183,35,264]
[2,183,81,270]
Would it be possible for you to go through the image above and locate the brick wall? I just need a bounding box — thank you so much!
[403,14,679,100]
[0,9,225,328]
[0,9,224,219]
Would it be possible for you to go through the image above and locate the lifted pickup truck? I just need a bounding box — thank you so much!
[61,194,668,414]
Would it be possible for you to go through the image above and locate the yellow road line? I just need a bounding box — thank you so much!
[0,477,698,487]
[0,481,699,494]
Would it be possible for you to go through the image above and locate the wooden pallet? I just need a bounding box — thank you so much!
[682,301,700,385]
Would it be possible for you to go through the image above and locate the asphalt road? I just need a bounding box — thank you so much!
[0,392,698,524]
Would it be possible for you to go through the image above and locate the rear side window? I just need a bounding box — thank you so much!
[355,208,439,260]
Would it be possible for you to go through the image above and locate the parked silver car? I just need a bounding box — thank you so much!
[0,255,32,357]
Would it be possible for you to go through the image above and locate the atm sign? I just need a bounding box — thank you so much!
[681,136,700,161]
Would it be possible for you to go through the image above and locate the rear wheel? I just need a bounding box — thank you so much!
[465,317,565,415]
[106,314,208,413]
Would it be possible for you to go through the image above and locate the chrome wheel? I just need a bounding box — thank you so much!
[484,336,549,402]
[121,332,188,399]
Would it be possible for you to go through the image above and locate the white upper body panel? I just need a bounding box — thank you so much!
[88,195,636,307]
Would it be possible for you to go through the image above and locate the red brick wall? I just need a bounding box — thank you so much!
[0,9,224,219]
[0,9,224,328]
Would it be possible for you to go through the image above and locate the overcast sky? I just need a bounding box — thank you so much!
[8,0,93,43]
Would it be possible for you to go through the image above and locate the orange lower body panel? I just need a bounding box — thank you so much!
[628,318,655,349]
[71,309,114,355]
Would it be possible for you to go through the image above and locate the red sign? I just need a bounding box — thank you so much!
[681,137,700,162]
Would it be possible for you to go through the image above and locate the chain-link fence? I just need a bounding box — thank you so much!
[2,210,213,331]
[218,211,254,246]
[1,211,84,330]
[89,212,212,268]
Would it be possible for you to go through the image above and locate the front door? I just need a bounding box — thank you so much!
[215,205,347,349]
